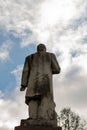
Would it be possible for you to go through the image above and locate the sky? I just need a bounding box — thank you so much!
[0,0,87,129]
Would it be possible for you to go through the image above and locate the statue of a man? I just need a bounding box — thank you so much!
[20,44,60,126]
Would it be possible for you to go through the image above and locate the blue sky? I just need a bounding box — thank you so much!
[0,27,36,92]
[0,0,87,130]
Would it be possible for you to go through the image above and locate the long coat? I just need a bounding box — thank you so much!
[21,52,60,98]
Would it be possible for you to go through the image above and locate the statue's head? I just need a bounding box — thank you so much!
[37,43,46,53]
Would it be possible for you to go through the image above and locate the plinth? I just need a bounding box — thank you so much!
[15,126,62,130]
[15,118,62,130]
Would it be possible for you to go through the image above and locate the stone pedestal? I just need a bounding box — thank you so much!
[20,119,57,127]
[15,126,62,130]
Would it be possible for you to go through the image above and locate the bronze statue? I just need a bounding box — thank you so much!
[20,44,60,126]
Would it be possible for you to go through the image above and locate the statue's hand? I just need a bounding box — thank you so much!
[20,86,26,91]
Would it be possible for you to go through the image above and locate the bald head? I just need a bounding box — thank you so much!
[37,44,46,53]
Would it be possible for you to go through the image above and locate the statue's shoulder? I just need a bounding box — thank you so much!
[46,52,55,57]
[25,53,37,60]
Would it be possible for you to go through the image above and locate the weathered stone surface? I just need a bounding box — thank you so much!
[19,44,61,126]
[15,126,62,130]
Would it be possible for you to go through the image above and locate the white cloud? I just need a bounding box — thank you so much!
[0,65,28,130]
[11,64,23,85]
[30,0,87,45]
[0,0,87,46]
[53,71,87,120]
[0,93,27,130]
[0,42,12,61]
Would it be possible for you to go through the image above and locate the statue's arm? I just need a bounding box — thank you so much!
[51,53,61,74]
[20,57,30,91]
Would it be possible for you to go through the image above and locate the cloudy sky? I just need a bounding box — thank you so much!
[0,0,87,129]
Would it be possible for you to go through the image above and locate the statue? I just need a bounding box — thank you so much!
[20,44,60,126]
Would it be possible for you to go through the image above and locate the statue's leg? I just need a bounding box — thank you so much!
[38,96,48,120]
[38,94,56,120]
[28,100,38,119]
